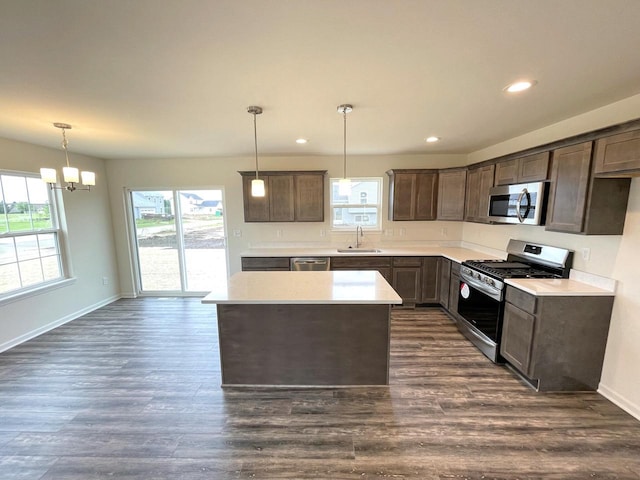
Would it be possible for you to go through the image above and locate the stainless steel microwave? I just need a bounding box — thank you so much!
[487,182,547,225]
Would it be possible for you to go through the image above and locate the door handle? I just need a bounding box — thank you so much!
[516,188,530,223]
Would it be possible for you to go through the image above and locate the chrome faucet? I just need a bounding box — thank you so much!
[355,225,363,248]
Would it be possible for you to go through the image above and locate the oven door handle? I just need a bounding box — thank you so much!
[459,271,503,302]
[464,324,494,346]
[516,188,531,223]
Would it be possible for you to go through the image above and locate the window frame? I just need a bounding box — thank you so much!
[0,170,69,304]
[329,177,383,231]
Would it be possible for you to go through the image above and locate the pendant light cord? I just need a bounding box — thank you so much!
[253,112,259,180]
[61,127,71,168]
[343,110,347,179]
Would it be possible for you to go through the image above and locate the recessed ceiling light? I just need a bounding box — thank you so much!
[296,138,308,144]
[504,80,537,93]
[425,136,440,143]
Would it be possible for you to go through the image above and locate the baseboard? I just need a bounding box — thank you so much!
[0,294,121,353]
[598,382,640,421]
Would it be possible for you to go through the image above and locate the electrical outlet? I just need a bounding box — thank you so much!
[320,229,326,237]
[384,229,393,236]
[233,229,242,237]
[102,277,109,285]
[399,228,406,236]
[582,248,591,261]
[441,227,448,237]
[276,229,283,238]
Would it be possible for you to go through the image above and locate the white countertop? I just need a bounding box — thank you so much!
[242,246,500,265]
[202,270,403,305]
[505,278,615,296]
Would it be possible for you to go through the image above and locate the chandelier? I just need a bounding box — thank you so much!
[40,123,95,192]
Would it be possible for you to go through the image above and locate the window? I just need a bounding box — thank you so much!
[0,172,64,298]
[330,177,382,230]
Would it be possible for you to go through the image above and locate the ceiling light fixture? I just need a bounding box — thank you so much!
[40,123,95,192]
[295,138,308,144]
[504,80,537,93]
[337,104,353,195]
[425,136,440,143]
[247,106,265,197]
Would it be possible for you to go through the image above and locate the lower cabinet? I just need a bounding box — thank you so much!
[392,257,422,306]
[330,256,393,284]
[447,261,461,320]
[421,257,440,303]
[439,258,451,309]
[241,257,290,271]
[501,302,536,374]
[501,286,614,391]
[438,258,461,320]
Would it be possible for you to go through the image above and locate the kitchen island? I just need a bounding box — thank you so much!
[201,270,402,387]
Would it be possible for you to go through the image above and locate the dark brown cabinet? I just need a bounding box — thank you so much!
[330,256,392,284]
[294,174,325,221]
[421,257,440,304]
[240,171,326,222]
[241,257,290,271]
[594,129,640,175]
[465,164,495,223]
[546,142,630,234]
[438,257,451,309]
[392,257,422,306]
[501,286,614,391]
[438,258,460,319]
[387,169,438,221]
[268,175,295,221]
[494,152,549,186]
[437,168,467,221]
[501,301,536,374]
[447,261,461,320]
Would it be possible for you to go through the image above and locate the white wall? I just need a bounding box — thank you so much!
[105,153,467,296]
[464,93,640,419]
[0,137,120,350]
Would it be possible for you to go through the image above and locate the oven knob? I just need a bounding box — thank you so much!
[485,278,495,287]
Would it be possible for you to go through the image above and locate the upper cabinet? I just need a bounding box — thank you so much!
[594,129,640,176]
[495,152,550,186]
[437,168,467,221]
[464,164,495,223]
[387,169,438,221]
[545,142,630,235]
[240,171,326,222]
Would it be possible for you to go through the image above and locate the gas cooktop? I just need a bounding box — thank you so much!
[462,259,563,280]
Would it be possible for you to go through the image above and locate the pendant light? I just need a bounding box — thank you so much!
[247,106,265,197]
[337,104,353,195]
[40,123,95,192]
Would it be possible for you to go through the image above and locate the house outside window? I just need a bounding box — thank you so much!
[0,171,65,298]
[330,177,382,230]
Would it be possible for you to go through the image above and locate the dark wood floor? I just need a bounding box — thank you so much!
[1,299,639,479]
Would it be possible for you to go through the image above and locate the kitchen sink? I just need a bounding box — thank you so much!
[336,248,382,253]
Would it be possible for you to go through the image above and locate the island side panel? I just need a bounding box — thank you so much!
[216,303,391,386]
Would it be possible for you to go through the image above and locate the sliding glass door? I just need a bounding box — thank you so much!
[129,189,227,294]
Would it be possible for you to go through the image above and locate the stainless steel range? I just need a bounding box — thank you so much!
[456,239,573,363]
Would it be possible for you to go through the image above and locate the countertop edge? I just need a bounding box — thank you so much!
[504,278,615,297]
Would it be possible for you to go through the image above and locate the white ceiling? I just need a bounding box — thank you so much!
[1,0,640,160]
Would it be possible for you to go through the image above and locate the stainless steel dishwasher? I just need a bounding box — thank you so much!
[290,257,331,271]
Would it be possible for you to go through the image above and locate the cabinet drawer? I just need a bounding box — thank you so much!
[242,257,290,271]
[505,286,537,314]
[330,256,392,269]
[392,256,423,267]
